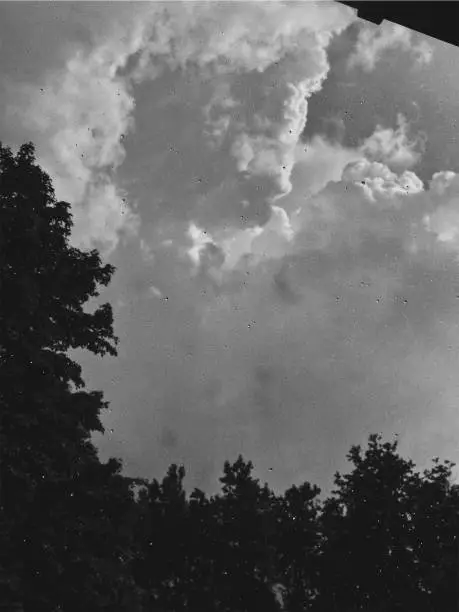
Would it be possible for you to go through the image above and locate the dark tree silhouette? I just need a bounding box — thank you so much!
[130,442,459,612]
[407,458,459,611]
[314,434,420,611]
[211,455,281,612]
[273,481,322,611]
[132,464,192,611]
[0,142,142,611]
[313,434,459,612]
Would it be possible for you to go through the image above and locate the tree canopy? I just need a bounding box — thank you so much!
[0,142,140,611]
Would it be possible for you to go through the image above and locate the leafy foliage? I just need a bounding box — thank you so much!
[0,142,138,611]
[314,434,424,611]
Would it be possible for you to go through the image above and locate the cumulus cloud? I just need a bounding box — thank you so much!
[167,155,429,307]
[341,159,424,202]
[10,1,459,494]
[183,145,456,284]
[4,1,357,256]
[279,161,459,297]
[176,201,296,285]
[131,2,355,80]
[204,42,332,205]
[347,20,433,72]
[182,111,427,275]
[115,0,356,269]
[272,111,426,221]
[6,22,145,255]
[221,204,294,269]
[359,113,426,170]
[289,136,363,202]
[186,222,216,267]
[132,0,356,218]
[429,170,458,197]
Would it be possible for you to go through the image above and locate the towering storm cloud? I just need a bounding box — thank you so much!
[2,1,458,494]
[4,1,356,255]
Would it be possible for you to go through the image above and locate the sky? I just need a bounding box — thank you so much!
[2,1,459,497]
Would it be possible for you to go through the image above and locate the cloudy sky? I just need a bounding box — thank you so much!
[2,1,459,496]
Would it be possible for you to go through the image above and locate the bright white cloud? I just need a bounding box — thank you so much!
[429,171,458,197]
[132,1,357,205]
[290,136,364,204]
[131,2,355,80]
[359,113,426,170]
[203,145,459,276]
[347,20,433,72]
[6,25,145,256]
[178,119,430,275]
[5,1,357,257]
[186,222,216,267]
[176,157,425,279]
[219,226,264,270]
[283,111,426,221]
[249,205,295,262]
[219,204,295,269]
[183,202,295,276]
[286,160,459,269]
[187,93,440,273]
[342,159,424,202]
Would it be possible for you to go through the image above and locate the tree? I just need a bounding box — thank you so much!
[132,464,192,611]
[273,481,322,611]
[314,434,425,612]
[0,142,141,610]
[212,455,281,612]
[186,486,219,610]
[407,458,459,611]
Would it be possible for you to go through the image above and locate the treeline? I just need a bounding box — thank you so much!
[0,142,458,612]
